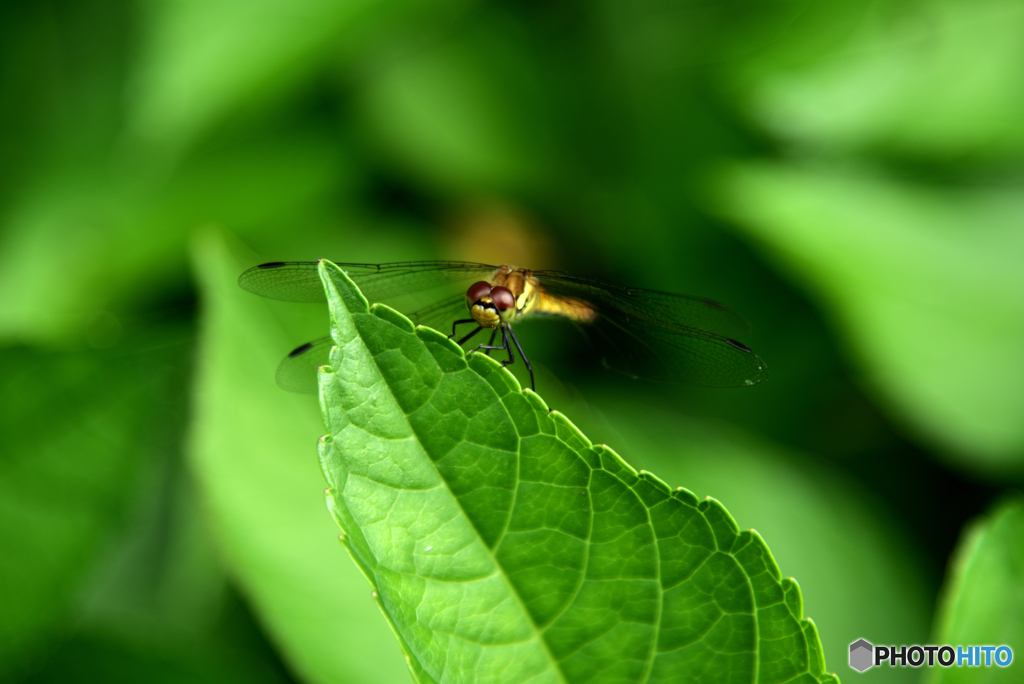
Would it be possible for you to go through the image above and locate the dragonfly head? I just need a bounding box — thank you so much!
[466,282,516,327]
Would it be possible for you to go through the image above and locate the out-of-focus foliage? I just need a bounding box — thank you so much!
[1,0,1020,680]
[188,232,408,683]
[736,0,1024,159]
[713,163,1024,472]
[927,498,1024,684]
[710,0,1024,473]
[0,342,182,668]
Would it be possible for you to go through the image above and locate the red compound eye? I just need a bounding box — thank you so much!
[490,286,515,311]
[466,281,492,302]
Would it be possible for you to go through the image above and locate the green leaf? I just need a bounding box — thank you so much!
[926,497,1024,684]
[187,230,409,684]
[0,338,187,676]
[357,9,560,195]
[0,133,341,344]
[737,0,1024,160]
[556,393,931,684]
[712,162,1024,474]
[128,0,473,149]
[316,259,840,683]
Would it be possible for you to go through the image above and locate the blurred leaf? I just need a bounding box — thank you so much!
[0,133,342,344]
[560,390,932,684]
[356,10,561,195]
[75,458,226,643]
[0,0,135,199]
[740,0,1024,159]
[927,497,1024,683]
[0,336,188,676]
[188,229,408,684]
[317,260,838,683]
[19,631,288,684]
[23,458,297,684]
[129,0,473,150]
[712,162,1024,474]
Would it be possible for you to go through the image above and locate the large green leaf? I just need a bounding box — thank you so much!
[927,498,1024,684]
[316,259,840,683]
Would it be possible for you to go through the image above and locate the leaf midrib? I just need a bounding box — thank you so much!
[353,310,570,684]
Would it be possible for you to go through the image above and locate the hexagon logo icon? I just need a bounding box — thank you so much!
[849,639,874,672]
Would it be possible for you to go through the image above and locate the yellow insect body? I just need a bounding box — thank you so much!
[478,266,597,326]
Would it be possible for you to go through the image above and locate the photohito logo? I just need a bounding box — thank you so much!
[849,639,1013,672]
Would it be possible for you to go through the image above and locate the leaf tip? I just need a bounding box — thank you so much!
[318,258,370,316]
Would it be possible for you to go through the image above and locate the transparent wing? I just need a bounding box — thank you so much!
[238,262,326,303]
[272,293,476,393]
[531,270,751,339]
[526,271,767,387]
[552,314,768,386]
[238,260,498,305]
[275,337,332,394]
[400,292,472,333]
[242,261,500,392]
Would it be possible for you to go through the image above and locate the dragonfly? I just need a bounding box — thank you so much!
[237,260,768,393]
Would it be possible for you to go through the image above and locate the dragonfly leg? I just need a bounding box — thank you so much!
[449,318,476,339]
[483,328,497,356]
[457,325,485,346]
[506,325,534,392]
[496,326,515,368]
[474,326,508,355]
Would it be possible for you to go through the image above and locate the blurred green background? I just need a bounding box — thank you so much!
[2,0,1022,682]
